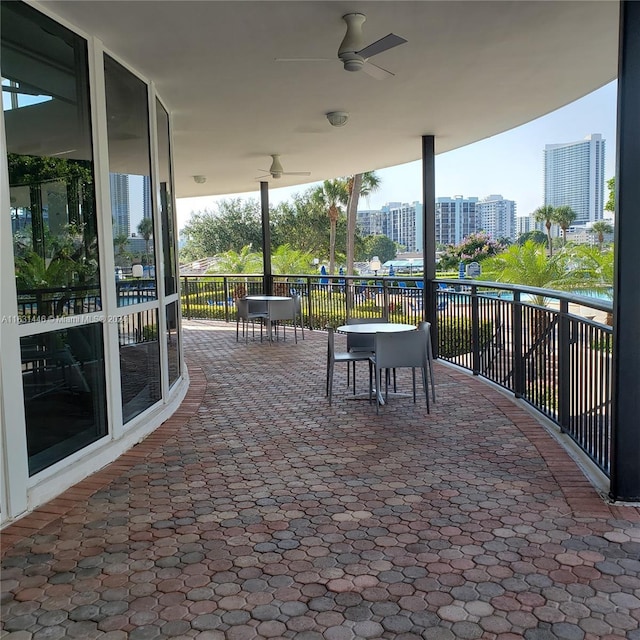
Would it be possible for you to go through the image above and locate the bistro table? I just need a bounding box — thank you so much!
[336,322,416,334]
[336,322,416,403]
[246,295,294,342]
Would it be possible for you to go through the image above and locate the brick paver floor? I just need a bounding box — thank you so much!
[2,320,640,639]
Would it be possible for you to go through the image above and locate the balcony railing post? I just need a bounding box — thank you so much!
[558,300,570,433]
[306,276,314,329]
[224,277,231,323]
[512,292,524,398]
[471,285,480,375]
[183,277,191,320]
[382,279,389,321]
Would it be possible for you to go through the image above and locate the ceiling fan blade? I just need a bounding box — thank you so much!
[282,171,311,176]
[362,61,394,80]
[275,57,334,62]
[357,33,407,59]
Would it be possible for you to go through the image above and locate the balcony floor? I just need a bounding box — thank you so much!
[2,320,640,639]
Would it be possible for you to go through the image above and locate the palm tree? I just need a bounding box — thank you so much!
[211,245,262,273]
[482,240,572,307]
[552,205,577,246]
[590,220,613,251]
[345,171,381,274]
[113,234,129,266]
[137,217,154,264]
[568,244,614,324]
[533,205,556,257]
[311,179,349,275]
[271,244,315,274]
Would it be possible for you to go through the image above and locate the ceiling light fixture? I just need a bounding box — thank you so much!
[326,111,349,127]
[193,175,207,184]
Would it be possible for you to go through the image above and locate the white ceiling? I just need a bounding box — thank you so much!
[40,1,619,199]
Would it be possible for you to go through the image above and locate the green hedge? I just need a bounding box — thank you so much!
[438,317,494,358]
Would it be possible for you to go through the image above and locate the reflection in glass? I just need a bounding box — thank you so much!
[156,100,177,296]
[3,2,100,321]
[119,309,161,423]
[21,324,108,475]
[166,302,181,388]
[104,55,156,306]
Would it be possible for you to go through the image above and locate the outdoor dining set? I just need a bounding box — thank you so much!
[235,295,436,412]
[328,319,436,413]
[235,294,304,344]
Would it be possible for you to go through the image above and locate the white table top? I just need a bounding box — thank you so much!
[245,295,291,301]
[336,322,416,334]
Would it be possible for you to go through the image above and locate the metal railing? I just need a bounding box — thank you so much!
[180,274,613,476]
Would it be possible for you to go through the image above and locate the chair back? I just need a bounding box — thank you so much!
[248,299,268,315]
[346,317,386,352]
[292,294,303,317]
[268,298,295,322]
[236,298,248,319]
[374,330,427,369]
[326,326,336,359]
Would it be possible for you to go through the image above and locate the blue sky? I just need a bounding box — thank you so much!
[176,81,617,230]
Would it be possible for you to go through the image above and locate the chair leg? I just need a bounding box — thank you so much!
[328,361,334,406]
[412,368,416,402]
[427,341,436,402]
[423,367,430,413]
[376,365,382,414]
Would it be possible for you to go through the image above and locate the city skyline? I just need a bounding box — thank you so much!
[175,80,617,231]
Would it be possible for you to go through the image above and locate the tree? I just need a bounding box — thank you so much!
[113,234,130,266]
[481,240,572,307]
[552,205,577,246]
[359,234,397,264]
[270,191,343,258]
[137,217,154,264]
[457,232,505,263]
[533,205,556,256]
[590,220,613,251]
[605,177,615,214]
[271,244,316,274]
[517,230,547,246]
[566,245,613,294]
[311,179,349,275]
[180,199,263,261]
[345,171,381,275]
[209,245,262,273]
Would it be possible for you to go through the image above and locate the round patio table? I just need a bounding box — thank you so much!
[336,322,415,334]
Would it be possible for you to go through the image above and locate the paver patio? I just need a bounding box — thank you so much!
[1,320,639,640]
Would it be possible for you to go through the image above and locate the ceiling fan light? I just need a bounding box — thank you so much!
[326,111,349,127]
[343,58,364,72]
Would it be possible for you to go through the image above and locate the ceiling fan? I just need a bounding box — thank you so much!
[256,154,311,180]
[276,13,407,80]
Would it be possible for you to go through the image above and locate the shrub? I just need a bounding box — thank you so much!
[438,317,494,357]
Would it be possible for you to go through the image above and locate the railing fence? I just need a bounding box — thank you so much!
[180,274,613,477]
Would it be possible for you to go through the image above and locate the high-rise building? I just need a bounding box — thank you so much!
[435,196,479,245]
[109,173,130,237]
[516,215,532,238]
[357,209,385,236]
[544,133,605,225]
[142,175,152,220]
[477,194,516,240]
[381,201,423,252]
